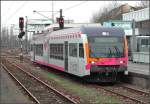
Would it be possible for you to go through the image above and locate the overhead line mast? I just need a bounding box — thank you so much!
[59,9,64,29]
[52,0,54,23]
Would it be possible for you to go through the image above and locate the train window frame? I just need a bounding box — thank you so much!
[49,44,64,60]
[88,36,124,58]
[35,44,43,56]
[79,43,84,58]
[69,43,77,57]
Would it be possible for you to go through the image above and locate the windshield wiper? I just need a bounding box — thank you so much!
[114,46,121,57]
[108,48,112,57]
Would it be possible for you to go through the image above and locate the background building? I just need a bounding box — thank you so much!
[123,7,149,63]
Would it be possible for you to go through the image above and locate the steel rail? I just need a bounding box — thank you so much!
[6,59,78,104]
[5,57,149,104]
[97,86,148,104]
[1,63,40,104]
[9,57,148,104]
[121,84,149,96]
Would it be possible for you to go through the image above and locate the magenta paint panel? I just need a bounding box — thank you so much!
[85,57,128,70]
[34,60,64,71]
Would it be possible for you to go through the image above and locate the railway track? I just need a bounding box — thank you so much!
[1,63,39,104]
[2,53,150,104]
[11,56,149,104]
[93,84,149,104]
[120,84,149,96]
[2,58,78,104]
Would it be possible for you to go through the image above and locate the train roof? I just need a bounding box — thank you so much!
[46,26,125,37]
[80,26,125,36]
[31,26,125,42]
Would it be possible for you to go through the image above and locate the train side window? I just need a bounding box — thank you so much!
[69,43,77,57]
[49,44,63,60]
[79,43,84,58]
[35,44,43,56]
[49,44,53,58]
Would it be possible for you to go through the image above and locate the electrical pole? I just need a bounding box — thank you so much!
[131,19,136,61]
[20,38,23,62]
[25,16,28,54]
[6,28,9,49]
[59,9,64,29]
[52,0,54,23]
[18,17,25,62]
[60,9,62,18]
[11,25,13,49]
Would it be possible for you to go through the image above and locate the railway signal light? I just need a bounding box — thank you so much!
[59,17,64,29]
[59,9,64,29]
[18,31,25,39]
[18,17,25,39]
[19,17,24,31]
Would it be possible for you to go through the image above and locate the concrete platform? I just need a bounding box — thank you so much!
[0,67,33,104]
[123,61,149,89]
[128,61,149,75]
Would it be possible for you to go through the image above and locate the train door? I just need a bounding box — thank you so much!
[44,40,49,63]
[78,43,85,76]
[33,44,35,61]
[64,41,68,72]
[68,43,79,75]
[31,44,36,61]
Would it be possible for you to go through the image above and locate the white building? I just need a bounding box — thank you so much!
[27,19,52,34]
[123,7,149,36]
[122,7,150,63]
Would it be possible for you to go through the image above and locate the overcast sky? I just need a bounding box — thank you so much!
[1,1,141,27]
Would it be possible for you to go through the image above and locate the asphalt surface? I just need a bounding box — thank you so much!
[0,67,33,104]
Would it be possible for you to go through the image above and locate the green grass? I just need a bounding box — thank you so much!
[35,69,122,104]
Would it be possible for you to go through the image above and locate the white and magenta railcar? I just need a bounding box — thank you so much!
[30,26,128,82]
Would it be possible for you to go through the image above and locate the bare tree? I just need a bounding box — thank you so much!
[1,26,20,49]
[90,2,122,23]
[1,27,8,48]
[91,10,101,23]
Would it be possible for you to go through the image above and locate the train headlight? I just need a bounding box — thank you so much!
[91,61,95,64]
[120,61,123,64]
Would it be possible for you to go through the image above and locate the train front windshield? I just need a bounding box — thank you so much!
[88,36,124,58]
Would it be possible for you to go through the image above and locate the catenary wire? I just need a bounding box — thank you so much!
[4,1,28,24]
[53,1,88,16]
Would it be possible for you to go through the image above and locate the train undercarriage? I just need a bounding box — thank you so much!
[84,65,127,83]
